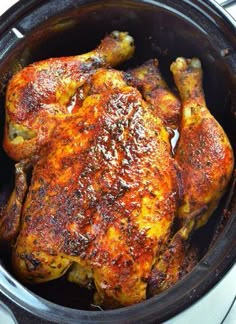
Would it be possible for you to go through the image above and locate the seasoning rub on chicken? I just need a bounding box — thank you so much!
[0,31,234,309]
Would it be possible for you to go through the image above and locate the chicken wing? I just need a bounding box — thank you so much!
[148,231,199,296]
[0,160,31,246]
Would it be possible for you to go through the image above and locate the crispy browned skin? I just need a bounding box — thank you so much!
[171,57,234,235]
[4,31,135,161]
[148,57,234,296]
[129,59,181,129]
[3,35,234,307]
[128,59,185,296]
[12,76,178,307]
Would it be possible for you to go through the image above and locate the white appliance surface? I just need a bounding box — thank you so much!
[0,0,235,323]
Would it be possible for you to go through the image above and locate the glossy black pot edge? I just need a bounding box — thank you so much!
[0,0,235,323]
[0,0,46,35]
[0,0,236,37]
[199,0,236,30]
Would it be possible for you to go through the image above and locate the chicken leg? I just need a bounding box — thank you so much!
[172,57,234,235]
[4,31,135,161]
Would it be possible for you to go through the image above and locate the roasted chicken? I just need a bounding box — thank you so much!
[148,57,234,295]
[0,31,234,309]
[172,57,234,234]
[12,73,178,308]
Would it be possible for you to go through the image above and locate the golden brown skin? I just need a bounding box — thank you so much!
[79,67,128,98]
[4,31,135,161]
[2,31,234,307]
[171,57,234,236]
[127,59,185,296]
[148,57,234,296]
[129,59,181,129]
[12,79,178,307]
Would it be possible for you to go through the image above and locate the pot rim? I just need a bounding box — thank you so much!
[0,0,235,323]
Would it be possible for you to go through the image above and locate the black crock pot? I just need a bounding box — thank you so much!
[0,0,235,323]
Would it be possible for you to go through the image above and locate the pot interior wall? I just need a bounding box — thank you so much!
[0,0,235,312]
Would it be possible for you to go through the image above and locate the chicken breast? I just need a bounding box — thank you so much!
[12,82,178,307]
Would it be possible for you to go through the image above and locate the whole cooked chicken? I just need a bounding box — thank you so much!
[12,72,178,308]
[0,31,234,309]
[1,32,179,308]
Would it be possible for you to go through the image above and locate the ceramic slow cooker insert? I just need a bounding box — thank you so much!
[0,0,235,322]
